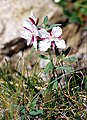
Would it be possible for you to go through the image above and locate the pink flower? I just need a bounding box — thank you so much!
[38,26,66,51]
[21,12,39,49]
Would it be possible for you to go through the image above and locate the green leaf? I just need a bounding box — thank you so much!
[52,81,58,90]
[56,66,73,73]
[59,0,67,7]
[43,16,48,25]
[20,106,25,114]
[47,24,61,30]
[30,99,37,108]
[37,54,48,60]
[37,26,44,29]
[64,56,77,62]
[80,8,87,15]
[74,2,80,9]
[63,9,71,17]
[69,14,82,24]
[85,77,87,90]
[20,115,25,120]
[64,9,82,24]
[44,62,54,73]
[21,109,25,114]
[62,47,71,57]
[29,110,43,116]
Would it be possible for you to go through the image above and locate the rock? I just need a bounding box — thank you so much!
[0,0,62,45]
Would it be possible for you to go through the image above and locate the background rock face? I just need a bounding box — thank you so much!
[0,0,62,45]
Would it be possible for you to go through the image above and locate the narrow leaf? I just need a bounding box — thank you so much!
[37,54,48,60]
[56,66,73,72]
[85,77,87,90]
[64,56,77,62]
[29,110,43,116]
[30,99,37,108]
[52,81,58,90]
[44,62,53,73]
[44,16,48,25]
[47,24,61,30]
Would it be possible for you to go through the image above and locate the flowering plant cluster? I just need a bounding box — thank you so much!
[21,13,66,52]
[1,12,85,120]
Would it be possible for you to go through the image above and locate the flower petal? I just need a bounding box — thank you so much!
[23,20,33,32]
[21,29,32,40]
[38,28,50,38]
[55,39,66,49]
[33,24,39,36]
[33,36,37,49]
[52,26,62,37]
[39,39,51,51]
